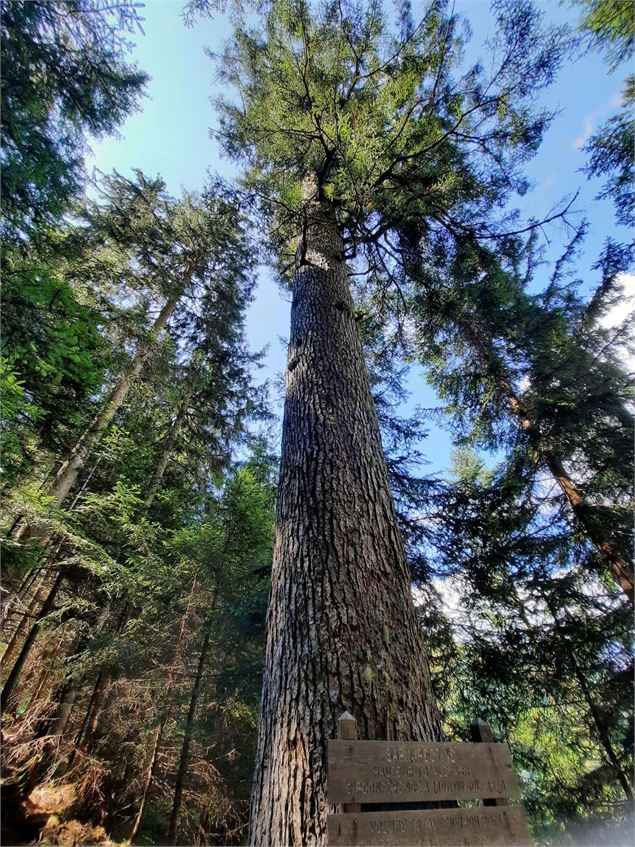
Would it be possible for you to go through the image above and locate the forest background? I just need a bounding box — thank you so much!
[1,0,633,846]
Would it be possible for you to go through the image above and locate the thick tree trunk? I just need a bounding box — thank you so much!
[167,630,210,844]
[248,182,440,847]
[143,387,192,510]
[47,289,183,511]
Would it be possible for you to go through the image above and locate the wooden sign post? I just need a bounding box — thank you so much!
[327,714,532,846]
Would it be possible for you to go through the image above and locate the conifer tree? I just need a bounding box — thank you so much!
[1,0,147,240]
[423,448,634,839]
[398,228,634,601]
[1,172,258,715]
[189,0,568,841]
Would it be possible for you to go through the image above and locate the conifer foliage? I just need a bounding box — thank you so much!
[1,1,633,845]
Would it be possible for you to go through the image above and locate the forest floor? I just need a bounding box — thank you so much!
[4,782,111,846]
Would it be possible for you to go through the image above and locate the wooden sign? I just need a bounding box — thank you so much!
[326,714,533,847]
[328,806,533,846]
[328,741,520,805]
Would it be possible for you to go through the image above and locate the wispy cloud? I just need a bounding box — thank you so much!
[572,112,597,150]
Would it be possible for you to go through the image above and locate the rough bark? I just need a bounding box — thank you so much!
[167,630,210,844]
[248,182,441,847]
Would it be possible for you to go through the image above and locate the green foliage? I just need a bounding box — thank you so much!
[205,0,567,274]
[423,452,634,841]
[583,76,634,226]
[1,0,147,239]
[1,244,109,485]
[569,0,635,225]
[570,0,634,69]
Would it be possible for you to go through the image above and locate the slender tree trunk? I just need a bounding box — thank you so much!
[1,571,49,673]
[9,285,186,544]
[46,289,184,512]
[456,311,634,604]
[167,631,210,844]
[0,566,41,629]
[25,632,66,713]
[402,226,634,604]
[1,570,65,714]
[542,598,633,800]
[74,602,131,753]
[75,395,188,754]
[143,387,192,510]
[248,180,440,847]
[128,578,197,845]
[77,400,185,750]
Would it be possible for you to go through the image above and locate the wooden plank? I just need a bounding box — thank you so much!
[471,719,508,807]
[338,712,361,814]
[328,806,533,846]
[328,741,519,804]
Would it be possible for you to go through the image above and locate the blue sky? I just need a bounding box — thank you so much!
[88,0,631,475]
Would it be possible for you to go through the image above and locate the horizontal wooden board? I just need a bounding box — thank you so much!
[328,806,532,846]
[328,741,519,804]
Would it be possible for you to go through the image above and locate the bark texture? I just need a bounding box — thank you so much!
[248,186,440,847]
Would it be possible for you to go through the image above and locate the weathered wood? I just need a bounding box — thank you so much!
[471,719,508,808]
[328,741,519,805]
[338,712,361,814]
[328,806,532,846]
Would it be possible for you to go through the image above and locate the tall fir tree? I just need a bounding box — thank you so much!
[188,0,569,841]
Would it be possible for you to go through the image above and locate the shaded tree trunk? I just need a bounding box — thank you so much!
[1,571,49,674]
[248,181,440,847]
[0,566,42,629]
[128,578,197,845]
[25,632,66,713]
[464,318,634,605]
[1,570,65,714]
[74,602,131,753]
[47,288,184,511]
[143,386,193,510]
[167,630,210,844]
